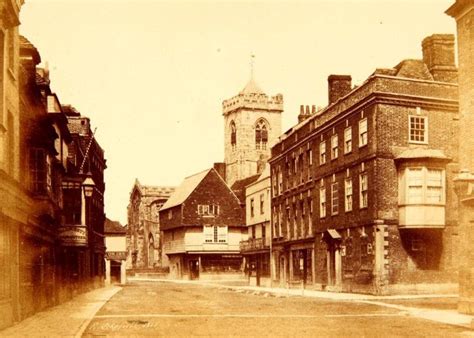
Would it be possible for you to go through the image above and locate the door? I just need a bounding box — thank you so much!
[328,244,336,286]
[189,260,199,280]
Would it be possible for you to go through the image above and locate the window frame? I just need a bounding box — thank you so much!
[331,134,338,160]
[359,172,368,209]
[319,141,326,165]
[331,182,339,215]
[408,115,428,144]
[344,127,352,154]
[319,186,326,218]
[345,178,353,212]
[359,118,368,147]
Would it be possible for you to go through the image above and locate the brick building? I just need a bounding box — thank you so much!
[269,34,459,294]
[223,77,283,186]
[240,164,272,286]
[127,180,175,269]
[446,0,474,314]
[160,168,246,280]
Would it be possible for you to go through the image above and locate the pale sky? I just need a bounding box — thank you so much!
[20,0,455,224]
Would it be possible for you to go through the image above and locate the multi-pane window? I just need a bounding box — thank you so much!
[331,182,339,215]
[345,178,353,212]
[308,149,313,166]
[360,173,368,208]
[331,134,338,159]
[250,198,255,217]
[278,169,283,194]
[320,185,326,218]
[405,167,444,204]
[359,118,368,147]
[409,116,428,143]
[319,141,326,165]
[260,193,265,214]
[198,204,220,216]
[344,127,352,154]
[29,148,47,194]
[204,225,228,243]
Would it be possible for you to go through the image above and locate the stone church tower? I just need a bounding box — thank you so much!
[223,77,283,186]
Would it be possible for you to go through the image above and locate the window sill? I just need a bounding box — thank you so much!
[359,143,368,148]
[408,141,428,145]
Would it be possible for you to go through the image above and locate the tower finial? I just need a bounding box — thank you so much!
[250,53,255,80]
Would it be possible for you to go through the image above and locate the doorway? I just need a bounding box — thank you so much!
[189,259,199,280]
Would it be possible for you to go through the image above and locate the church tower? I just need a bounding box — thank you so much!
[223,70,283,186]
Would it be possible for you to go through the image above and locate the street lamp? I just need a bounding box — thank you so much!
[82,174,95,198]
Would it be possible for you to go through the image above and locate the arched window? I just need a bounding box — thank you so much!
[230,121,237,150]
[255,120,268,150]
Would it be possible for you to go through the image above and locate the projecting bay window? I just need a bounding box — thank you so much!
[204,225,228,243]
[399,167,445,228]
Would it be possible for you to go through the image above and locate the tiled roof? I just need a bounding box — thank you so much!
[231,174,261,204]
[393,59,434,81]
[105,218,126,234]
[160,169,212,211]
[240,78,264,95]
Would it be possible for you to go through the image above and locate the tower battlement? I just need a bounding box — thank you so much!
[222,92,283,115]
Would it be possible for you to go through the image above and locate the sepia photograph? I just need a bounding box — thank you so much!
[0,0,473,336]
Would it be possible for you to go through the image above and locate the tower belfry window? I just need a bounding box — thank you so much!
[230,121,237,150]
[255,120,268,150]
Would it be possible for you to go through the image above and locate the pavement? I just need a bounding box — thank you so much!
[130,277,474,329]
[0,278,472,336]
[0,286,121,337]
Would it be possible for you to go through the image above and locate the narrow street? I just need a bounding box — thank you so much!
[81,281,470,337]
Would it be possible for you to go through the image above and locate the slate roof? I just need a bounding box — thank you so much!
[105,218,126,234]
[240,78,264,95]
[159,169,212,211]
[231,174,261,204]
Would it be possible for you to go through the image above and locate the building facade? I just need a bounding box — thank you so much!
[240,164,272,287]
[0,0,24,328]
[446,0,474,314]
[270,34,459,294]
[104,218,127,285]
[223,77,283,186]
[127,180,175,269]
[160,168,246,280]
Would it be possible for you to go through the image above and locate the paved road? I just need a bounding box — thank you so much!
[83,281,471,337]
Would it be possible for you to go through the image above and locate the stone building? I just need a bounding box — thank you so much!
[223,77,283,186]
[269,34,459,294]
[160,168,246,280]
[127,180,175,269]
[240,164,272,287]
[446,0,474,314]
[104,218,127,285]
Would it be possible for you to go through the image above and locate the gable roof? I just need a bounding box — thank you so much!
[160,168,212,211]
[105,218,126,234]
[231,174,261,204]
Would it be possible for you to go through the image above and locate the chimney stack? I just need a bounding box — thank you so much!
[328,75,352,105]
[422,34,457,83]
